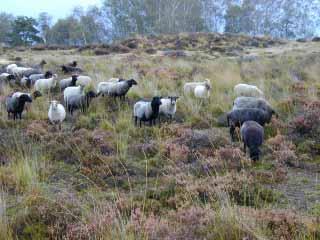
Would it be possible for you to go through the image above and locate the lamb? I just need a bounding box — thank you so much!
[6,93,32,120]
[59,75,78,90]
[97,79,137,99]
[48,100,66,126]
[227,108,271,141]
[233,97,277,119]
[66,91,97,115]
[234,83,264,98]
[184,79,211,95]
[240,121,264,161]
[61,65,83,74]
[194,85,211,98]
[159,96,179,122]
[34,74,58,92]
[134,97,162,127]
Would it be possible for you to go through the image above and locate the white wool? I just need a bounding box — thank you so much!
[97,81,131,96]
[12,92,31,99]
[75,76,92,87]
[6,64,17,74]
[64,85,84,104]
[34,75,57,92]
[159,98,177,117]
[134,101,153,119]
[20,76,29,86]
[59,77,73,90]
[234,84,264,98]
[183,79,211,95]
[97,82,113,94]
[48,100,66,124]
[12,66,34,77]
[0,73,11,81]
[194,85,210,99]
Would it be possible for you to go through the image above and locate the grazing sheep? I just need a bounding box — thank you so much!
[134,97,162,127]
[28,71,53,85]
[34,74,58,92]
[194,85,211,98]
[75,75,92,87]
[184,79,211,95]
[61,65,83,74]
[59,75,78,90]
[227,108,271,141]
[63,85,84,104]
[6,93,32,120]
[234,84,264,98]
[159,96,179,122]
[6,64,17,74]
[240,121,264,161]
[233,97,277,118]
[97,79,137,99]
[48,100,66,126]
[0,73,15,82]
[66,91,97,115]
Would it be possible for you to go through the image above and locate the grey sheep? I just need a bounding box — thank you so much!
[227,108,272,141]
[98,79,137,100]
[66,90,97,115]
[233,97,277,117]
[59,75,78,90]
[6,93,33,120]
[134,97,162,127]
[241,121,264,161]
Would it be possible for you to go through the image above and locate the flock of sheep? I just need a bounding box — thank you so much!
[0,60,277,161]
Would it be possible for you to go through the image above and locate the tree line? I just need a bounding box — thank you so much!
[0,0,319,47]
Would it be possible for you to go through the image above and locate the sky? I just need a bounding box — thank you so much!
[0,0,101,20]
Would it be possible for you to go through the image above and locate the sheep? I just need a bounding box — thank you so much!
[6,93,32,120]
[61,65,83,74]
[34,74,58,92]
[66,90,97,115]
[234,83,264,98]
[75,75,92,87]
[233,97,277,119]
[194,85,211,98]
[0,73,15,82]
[240,121,264,161]
[183,79,211,95]
[59,75,78,90]
[159,96,179,122]
[63,85,84,104]
[6,64,17,74]
[134,97,162,127]
[97,79,137,100]
[11,66,37,78]
[227,108,271,141]
[48,100,66,127]
[28,71,53,85]
[67,61,77,67]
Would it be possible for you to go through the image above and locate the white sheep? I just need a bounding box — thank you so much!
[75,75,92,87]
[0,73,15,82]
[34,74,58,92]
[159,97,179,121]
[184,79,211,95]
[59,75,78,90]
[63,85,84,104]
[234,84,264,98]
[6,64,17,74]
[194,85,211,98]
[48,100,66,127]
[134,97,162,127]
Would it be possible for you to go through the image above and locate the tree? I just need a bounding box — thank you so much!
[0,12,14,45]
[38,12,52,44]
[10,16,42,46]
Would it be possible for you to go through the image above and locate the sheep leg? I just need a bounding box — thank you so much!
[139,120,142,128]
[230,126,236,142]
[243,143,247,154]
[134,117,138,126]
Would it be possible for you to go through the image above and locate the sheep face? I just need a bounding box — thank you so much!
[44,71,53,78]
[169,96,179,105]
[205,83,212,90]
[151,97,162,108]
[7,74,15,80]
[40,60,47,65]
[33,91,42,99]
[19,94,32,103]
[50,100,59,110]
[71,75,78,85]
[128,79,138,87]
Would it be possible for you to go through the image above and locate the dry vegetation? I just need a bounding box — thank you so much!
[0,33,319,239]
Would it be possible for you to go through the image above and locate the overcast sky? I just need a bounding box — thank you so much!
[0,0,101,20]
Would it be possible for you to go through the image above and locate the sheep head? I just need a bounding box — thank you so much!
[44,71,53,78]
[19,94,32,103]
[32,91,42,99]
[169,96,179,105]
[50,100,59,110]
[128,79,138,86]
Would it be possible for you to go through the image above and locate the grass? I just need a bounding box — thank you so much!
[0,34,319,239]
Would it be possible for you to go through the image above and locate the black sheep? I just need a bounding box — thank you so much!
[227,108,270,141]
[240,121,264,161]
[61,65,83,74]
[6,94,32,120]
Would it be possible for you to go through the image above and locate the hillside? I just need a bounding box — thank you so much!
[0,33,319,239]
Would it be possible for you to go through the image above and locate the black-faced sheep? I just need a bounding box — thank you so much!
[61,65,83,74]
[227,108,270,141]
[66,90,97,115]
[240,121,264,161]
[6,93,32,120]
[59,75,78,90]
[97,79,137,100]
[134,97,162,127]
